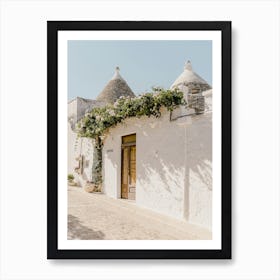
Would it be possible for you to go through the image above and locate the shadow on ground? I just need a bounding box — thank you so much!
[68,214,105,240]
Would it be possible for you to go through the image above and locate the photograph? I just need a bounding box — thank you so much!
[47,21,231,259]
[67,40,213,241]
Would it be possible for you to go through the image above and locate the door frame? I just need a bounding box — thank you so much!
[120,134,136,200]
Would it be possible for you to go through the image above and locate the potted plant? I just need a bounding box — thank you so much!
[67,174,77,186]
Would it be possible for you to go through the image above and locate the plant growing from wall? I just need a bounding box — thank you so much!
[77,88,186,188]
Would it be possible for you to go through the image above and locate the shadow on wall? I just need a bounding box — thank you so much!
[82,171,89,182]
[138,114,211,202]
[138,155,184,202]
[104,112,212,220]
[68,214,105,240]
[186,113,212,190]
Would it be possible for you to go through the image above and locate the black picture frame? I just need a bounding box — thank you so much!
[47,21,231,259]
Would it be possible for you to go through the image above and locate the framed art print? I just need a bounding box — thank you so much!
[47,21,231,259]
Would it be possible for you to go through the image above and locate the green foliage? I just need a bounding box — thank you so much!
[78,88,185,139]
[68,174,74,181]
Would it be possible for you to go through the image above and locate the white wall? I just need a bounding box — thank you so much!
[68,97,105,125]
[103,109,185,219]
[67,122,77,174]
[67,98,77,124]
[103,107,212,227]
[186,111,212,229]
[68,97,104,186]
[68,123,95,186]
[103,134,122,198]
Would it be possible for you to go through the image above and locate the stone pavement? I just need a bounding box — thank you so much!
[68,186,211,240]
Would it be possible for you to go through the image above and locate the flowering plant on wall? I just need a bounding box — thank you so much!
[77,88,185,139]
[77,88,185,187]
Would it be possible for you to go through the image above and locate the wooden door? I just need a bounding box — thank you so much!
[128,146,136,200]
[121,147,129,199]
[121,134,136,200]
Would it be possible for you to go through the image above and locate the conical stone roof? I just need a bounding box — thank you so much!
[171,61,211,90]
[96,67,135,104]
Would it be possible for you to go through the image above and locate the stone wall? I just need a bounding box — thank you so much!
[68,97,105,126]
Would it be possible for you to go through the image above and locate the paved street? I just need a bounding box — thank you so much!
[68,186,211,240]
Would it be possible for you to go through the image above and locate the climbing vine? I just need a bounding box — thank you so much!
[77,88,186,187]
[78,88,185,139]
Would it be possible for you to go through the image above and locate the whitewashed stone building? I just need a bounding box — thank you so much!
[68,62,212,230]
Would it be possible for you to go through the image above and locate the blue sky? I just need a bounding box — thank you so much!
[68,40,212,101]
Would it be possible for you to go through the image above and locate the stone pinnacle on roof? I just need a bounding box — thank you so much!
[96,67,135,104]
[184,60,192,71]
[171,60,211,90]
[111,66,123,80]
